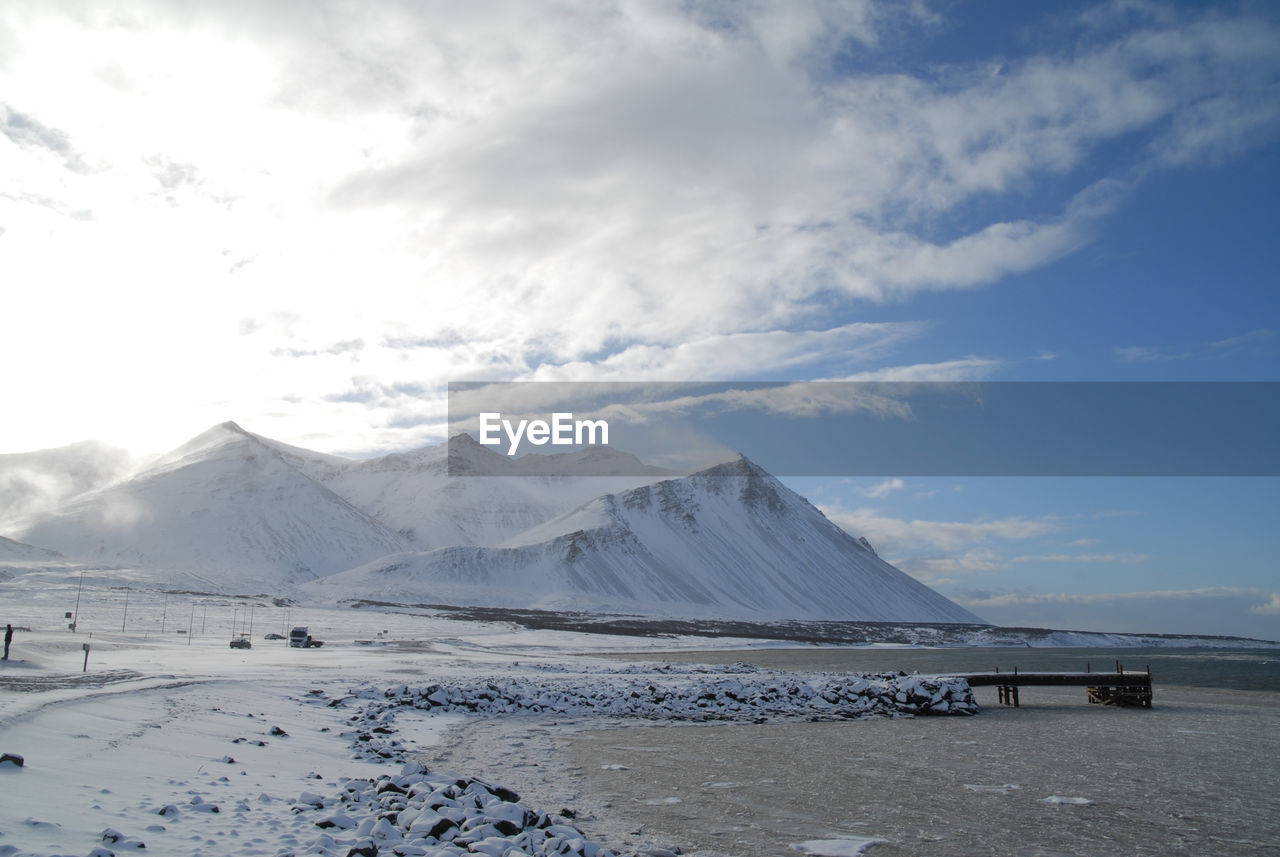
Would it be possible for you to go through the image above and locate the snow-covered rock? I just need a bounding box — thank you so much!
[290,763,619,857]
[326,666,977,765]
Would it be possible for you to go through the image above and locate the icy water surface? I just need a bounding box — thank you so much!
[570,685,1280,856]
[558,650,1280,857]
[601,646,1280,692]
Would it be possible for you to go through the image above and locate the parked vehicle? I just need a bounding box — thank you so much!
[289,626,309,647]
[230,636,252,649]
[264,633,285,640]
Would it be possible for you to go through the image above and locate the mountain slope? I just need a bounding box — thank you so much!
[280,434,669,548]
[10,423,983,624]
[16,422,410,591]
[0,535,62,560]
[0,440,137,531]
[309,456,984,624]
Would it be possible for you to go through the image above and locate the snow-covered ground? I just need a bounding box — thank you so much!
[3,583,1278,857]
[0,585,975,857]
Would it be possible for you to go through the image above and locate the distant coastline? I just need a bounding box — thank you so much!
[351,599,1280,649]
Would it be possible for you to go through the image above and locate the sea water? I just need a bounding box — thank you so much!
[602,645,1280,692]
[562,648,1280,857]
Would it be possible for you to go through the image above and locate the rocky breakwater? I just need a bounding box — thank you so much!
[318,665,977,765]
[292,761,620,857]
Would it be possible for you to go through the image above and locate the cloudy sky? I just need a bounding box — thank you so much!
[2,0,1277,637]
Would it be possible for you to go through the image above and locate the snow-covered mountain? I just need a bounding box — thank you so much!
[0,535,62,560]
[0,439,137,530]
[5,424,669,593]
[280,434,671,548]
[7,422,983,624]
[14,422,411,592]
[310,456,984,624]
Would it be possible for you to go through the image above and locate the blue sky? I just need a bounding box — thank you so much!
[1,1,1277,636]
[792,475,1280,639]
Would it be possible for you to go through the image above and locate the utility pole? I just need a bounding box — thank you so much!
[161,591,169,633]
[121,586,130,632]
[71,571,85,632]
[188,602,195,645]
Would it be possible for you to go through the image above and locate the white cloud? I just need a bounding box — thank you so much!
[1250,593,1280,616]
[1009,553,1150,565]
[951,587,1280,638]
[1209,329,1277,353]
[824,507,1060,556]
[959,586,1280,616]
[821,507,1167,584]
[909,549,1009,577]
[529,322,929,382]
[1114,345,1190,363]
[2,2,1279,454]
[831,357,1002,382]
[863,478,906,498]
[1114,328,1279,367]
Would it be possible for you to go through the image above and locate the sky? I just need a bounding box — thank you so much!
[2,0,1278,637]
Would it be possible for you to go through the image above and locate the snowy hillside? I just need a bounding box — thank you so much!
[14,422,410,591]
[309,456,984,624]
[285,434,669,548]
[0,439,136,530]
[7,422,981,623]
[0,535,65,582]
[0,534,62,561]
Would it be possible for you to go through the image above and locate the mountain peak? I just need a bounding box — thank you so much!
[18,420,409,588]
[446,432,510,475]
[317,445,983,624]
[692,452,768,480]
[151,420,275,472]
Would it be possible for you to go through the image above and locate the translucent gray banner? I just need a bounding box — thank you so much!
[447,381,1280,477]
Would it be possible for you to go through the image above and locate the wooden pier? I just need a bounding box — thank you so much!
[961,661,1153,708]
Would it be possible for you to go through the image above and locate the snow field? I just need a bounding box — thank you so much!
[0,596,976,857]
[9,591,1277,857]
[0,673,464,857]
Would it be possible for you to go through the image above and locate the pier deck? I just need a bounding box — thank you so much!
[960,663,1153,707]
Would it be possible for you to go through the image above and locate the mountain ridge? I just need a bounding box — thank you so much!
[311,450,983,624]
[5,422,983,624]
